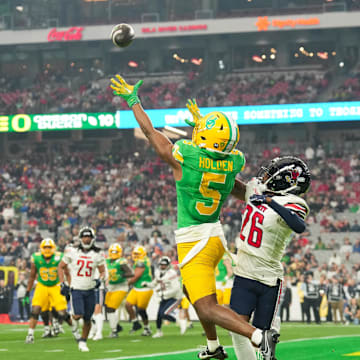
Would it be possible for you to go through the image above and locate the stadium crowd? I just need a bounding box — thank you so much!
[0,137,360,323]
[0,70,332,115]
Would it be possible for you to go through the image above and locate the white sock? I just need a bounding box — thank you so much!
[251,328,263,346]
[28,328,34,335]
[94,313,103,336]
[179,319,187,334]
[207,338,220,352]
[108,312,118,332]
[72,319,79,331]
[273,316,281,333]
[231,332,257,360]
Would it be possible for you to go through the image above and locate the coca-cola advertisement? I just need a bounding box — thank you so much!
[47,27,84,42]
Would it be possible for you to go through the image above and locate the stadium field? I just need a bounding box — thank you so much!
[0,322,359,360]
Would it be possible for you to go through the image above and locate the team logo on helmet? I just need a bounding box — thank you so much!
[40,238,56,258]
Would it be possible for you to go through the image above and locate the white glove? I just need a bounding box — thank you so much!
[245,177,266,202]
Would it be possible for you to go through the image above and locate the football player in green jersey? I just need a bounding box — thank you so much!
[111,75,278,360]
[125,246,153,336]
[105,243,133,337]
[25,238,79,344]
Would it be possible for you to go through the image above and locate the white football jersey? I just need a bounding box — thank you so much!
[234,194,309,286]
[63,246,105,290]
[153,268,182,300]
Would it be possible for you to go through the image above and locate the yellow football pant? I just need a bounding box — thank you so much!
[126,289,153,309]
[177,236,224,304]
[32,282,67,311]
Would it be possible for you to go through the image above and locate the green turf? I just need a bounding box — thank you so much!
[0,322,359,360]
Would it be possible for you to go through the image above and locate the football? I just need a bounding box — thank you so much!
[110,23,135,48]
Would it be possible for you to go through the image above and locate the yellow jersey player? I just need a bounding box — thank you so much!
[105,243,133,337]
[125,246,153,336]
[111,75,279,360]
[25,238,79,344]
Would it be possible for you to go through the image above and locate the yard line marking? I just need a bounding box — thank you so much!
[93,335,360,360]
[0,349,8,351]
[105,350,123,353]
[130,340,141,343]
[44,349,64,352]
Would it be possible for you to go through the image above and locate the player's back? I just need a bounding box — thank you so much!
[172,139,245,229]
[235,193,309,286]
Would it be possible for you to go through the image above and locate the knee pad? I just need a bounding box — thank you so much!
[138,309,148,321]
[30,312,39,320]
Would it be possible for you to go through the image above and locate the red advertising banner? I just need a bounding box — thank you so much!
[47,26,84,42]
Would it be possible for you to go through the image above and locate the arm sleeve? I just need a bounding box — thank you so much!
[269,199,306,234]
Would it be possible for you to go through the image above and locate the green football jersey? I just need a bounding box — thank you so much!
[172,140,246,229]
[32,251,63,287]
[133,257,152,289]
[106,258,127,285]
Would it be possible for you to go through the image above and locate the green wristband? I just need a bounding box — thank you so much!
[127,95,140,108]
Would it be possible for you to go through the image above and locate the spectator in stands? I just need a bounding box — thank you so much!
[280,277,292,322]
[351,221,360,232]
[16,272,30,322]
[340,238,353,256]
[353,239,360,253]
[328,252,342,266]
[344,298,360,325]
[327,239,340,251]
[315,237,326,250]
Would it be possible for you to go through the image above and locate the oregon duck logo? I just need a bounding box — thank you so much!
[206,115,216,129]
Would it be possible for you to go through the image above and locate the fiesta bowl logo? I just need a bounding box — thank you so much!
[47,27,84,42]
[256,16,320,31]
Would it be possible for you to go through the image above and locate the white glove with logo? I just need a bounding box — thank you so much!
[245,177,266,202]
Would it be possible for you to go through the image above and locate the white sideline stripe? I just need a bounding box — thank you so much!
[93,335,360,360]
[44,349,64,352]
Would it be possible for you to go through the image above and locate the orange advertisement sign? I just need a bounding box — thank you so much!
[256,16,320,31]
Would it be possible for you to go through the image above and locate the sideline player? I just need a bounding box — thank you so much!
[125,246,153,336]
[142,256,182,338]
[105,243,133,337]
[25,238,77,344]
[111,75,279,360]
[58,226,106,352]
[230,156,311,360]
[216,254,233,307]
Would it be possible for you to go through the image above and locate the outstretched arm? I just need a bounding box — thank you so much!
[110,75,181,171]
[231,178,247,201]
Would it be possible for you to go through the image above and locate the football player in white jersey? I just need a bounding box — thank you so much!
[142,256,182,338]
[230,156,311,360]
[58,226,106,352]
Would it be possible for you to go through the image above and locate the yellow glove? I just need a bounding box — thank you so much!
[110,74,143,108]
[185,98,202,127]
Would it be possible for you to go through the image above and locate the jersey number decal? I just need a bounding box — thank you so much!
[108,268,118,282]
[39,267,57,282]
[77,259,93,277]
[196,172,226,216]
[239,205,264,248]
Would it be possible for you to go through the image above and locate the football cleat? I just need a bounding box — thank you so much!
[25,334,34,344]
[129,320,142,333]
[92,334,103,341]
[42,327,53,338]
[152,330,163,338]
[198,346,228,359]
[259,329,280,360]
[141,328,152,337]
[78,340,89,352]
[72,328,81,341]
[116,324,123,333]
[109,331,119,338]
